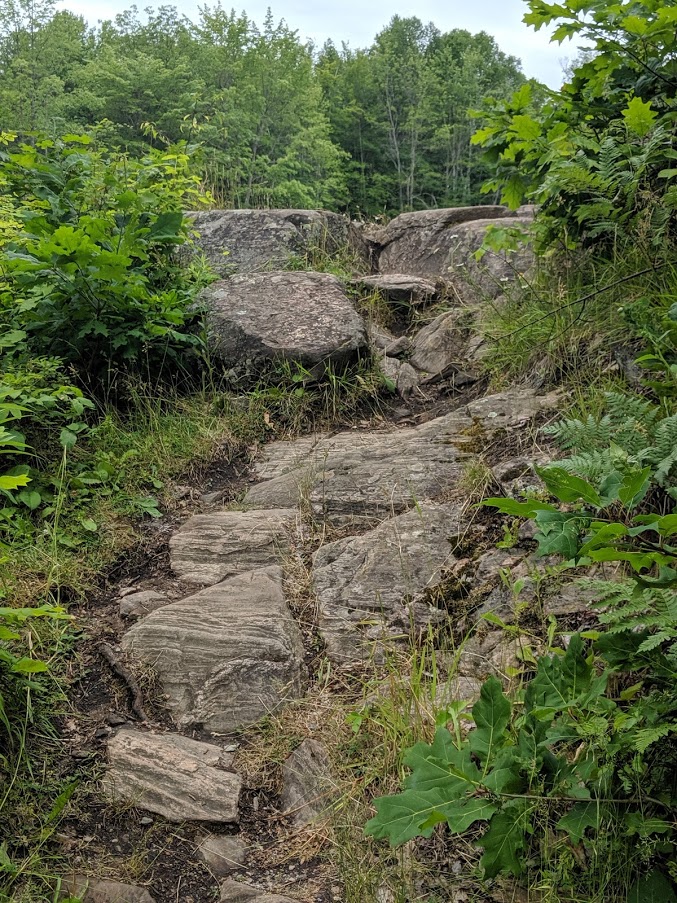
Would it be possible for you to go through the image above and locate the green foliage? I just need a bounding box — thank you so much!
[0,133,210,389]
[366,636,676,895]
[473,0,677,250]
[542,391,677,494]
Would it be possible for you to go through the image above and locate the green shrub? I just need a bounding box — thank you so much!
[0,133,212,392]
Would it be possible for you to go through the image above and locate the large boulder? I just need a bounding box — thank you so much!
[189,208,357,275]
[169,509,297,586]
[203,271,367,369]
[374,206,515,278]
[121,567,304,733]
[103,729,241,822]
[312,503,462,662]
[351,274,437,306]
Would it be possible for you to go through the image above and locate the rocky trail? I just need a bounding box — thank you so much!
[57,206,585,903]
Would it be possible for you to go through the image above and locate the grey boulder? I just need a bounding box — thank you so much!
[409,309,471,375]
[119,590,169,621]
[121,567,304,733]
[169,509,297,586]
[189,208,355,276]
[375,206,515,278]
[103,729,241,823]
[313,503,462,662]
[203,271,367,369]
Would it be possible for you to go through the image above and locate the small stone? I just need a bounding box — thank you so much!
[106,713,127,726]
[119,590,168,621]
[139,817,153,826]
[219,878,296,903]
[281,739,335,827]
[103,729,241,823]
[63,876,156,903]
[198,835,248,877]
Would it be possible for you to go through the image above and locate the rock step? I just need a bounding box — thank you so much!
[244,391,558,524]
[121,566,304,734]
[169,508,298,586]
[313,502,464,663]
[103,728,241,823]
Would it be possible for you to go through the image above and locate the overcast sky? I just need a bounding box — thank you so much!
[57,0,574,88]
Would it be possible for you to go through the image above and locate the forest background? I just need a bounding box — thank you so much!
[0,0,529,216]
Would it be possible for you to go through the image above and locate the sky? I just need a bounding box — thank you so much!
[56,0,575,88]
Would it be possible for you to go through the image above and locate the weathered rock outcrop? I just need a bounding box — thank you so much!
[313,503,462,662]
[169,509,297,586]
[189,209,357,275]
[103,729,241,822]
[244,413,472,525]
[244,391,558,523]
[374,205,514,277]
[203,271,367,369]
[121,567,304,733]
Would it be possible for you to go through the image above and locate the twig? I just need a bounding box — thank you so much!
[99,642,150,723]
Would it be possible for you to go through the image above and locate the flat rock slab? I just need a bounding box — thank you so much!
[281,739,335,827]
[244,417,471,526]
[244,391,556,524]
[63,877,156,903]
[103,729,241,823]
[169,509,297,586]
[203,271,367,368]
[465,389,560,431]
[352,274,437,305]
[220,879,297,903]
[374,206,514,278]
[189,208,354,275]
[313,503,462,662]
[122,567,304,733]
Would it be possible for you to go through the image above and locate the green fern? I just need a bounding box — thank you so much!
[543,392,677,489]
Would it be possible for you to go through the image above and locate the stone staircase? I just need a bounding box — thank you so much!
[64,206,570,903]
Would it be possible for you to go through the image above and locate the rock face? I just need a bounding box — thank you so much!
[64,877,156,903]
[374,206,514,277]
[121,567,304,733]
[203,271,367,369]
[244,414,472,525]
[352,274,437,305]
[169,509,297,586]
[313,503,461,662]
[281,739,335,827]
[103,729,241,822]
[189,209,354,275]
